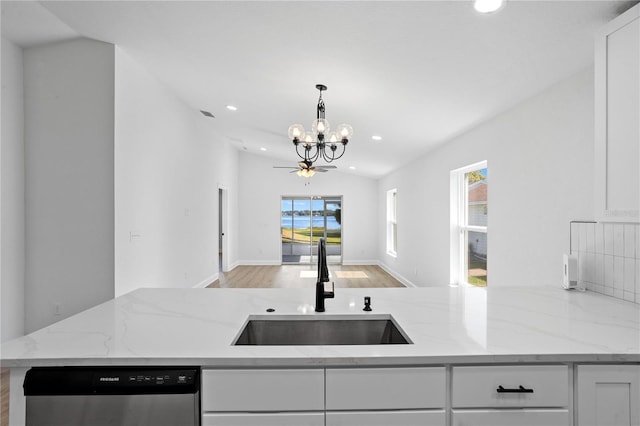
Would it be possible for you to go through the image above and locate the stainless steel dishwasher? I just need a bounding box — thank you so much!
[23,366,200,426]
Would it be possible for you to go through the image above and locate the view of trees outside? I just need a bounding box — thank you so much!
[466,169,487,286]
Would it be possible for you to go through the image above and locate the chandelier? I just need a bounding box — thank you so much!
[287,84,353,164]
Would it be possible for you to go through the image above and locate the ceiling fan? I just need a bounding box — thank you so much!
[273,160,336,178]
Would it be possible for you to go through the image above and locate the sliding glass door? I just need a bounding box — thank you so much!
[281,196,342,264]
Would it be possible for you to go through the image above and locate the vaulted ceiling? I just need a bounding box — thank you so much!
[2,1,636,177]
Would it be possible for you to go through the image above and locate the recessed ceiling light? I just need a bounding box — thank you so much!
[349,166,356,170]
[372,135,382,141]
[260,147,267,151]
[226,105,238,111]
[474,0,504,13]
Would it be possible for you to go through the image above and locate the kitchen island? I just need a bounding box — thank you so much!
[2,286,639,425]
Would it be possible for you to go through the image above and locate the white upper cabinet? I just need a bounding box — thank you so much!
[595,3,640,222]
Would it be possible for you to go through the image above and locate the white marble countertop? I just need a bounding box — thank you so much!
[1,286,639,367]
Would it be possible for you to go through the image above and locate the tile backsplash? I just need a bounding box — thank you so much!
[570,222,639,304]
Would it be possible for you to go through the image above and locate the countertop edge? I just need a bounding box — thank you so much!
[3,353,639,368]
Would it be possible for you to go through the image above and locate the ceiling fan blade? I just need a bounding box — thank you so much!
[315,168,329,172]
[316,165,337,169]
[273,166,299,169]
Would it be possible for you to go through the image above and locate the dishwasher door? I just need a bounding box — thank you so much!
[24,366,200,426]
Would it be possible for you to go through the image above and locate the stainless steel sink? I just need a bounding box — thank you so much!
[233,314,412,345]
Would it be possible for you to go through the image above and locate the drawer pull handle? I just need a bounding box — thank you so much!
[497,385,534,393]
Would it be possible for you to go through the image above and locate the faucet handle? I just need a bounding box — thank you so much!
[325,281,335,298]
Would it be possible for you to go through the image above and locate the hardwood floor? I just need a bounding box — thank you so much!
[208,264,404,288]
[1,368,8,426]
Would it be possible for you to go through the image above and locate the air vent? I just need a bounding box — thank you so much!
[200,110,215,118]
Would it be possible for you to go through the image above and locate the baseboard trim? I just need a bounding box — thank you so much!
[238,260,382,266]
[193,273,218,288]
[342,259,379,265]
[237,260,282,266]
[377,262,416,288]
[226,261,241,272]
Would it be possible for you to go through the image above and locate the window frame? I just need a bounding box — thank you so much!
[450,161,488,286]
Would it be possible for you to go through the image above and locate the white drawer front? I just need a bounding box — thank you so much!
[326,367,446,410]
[452,365,569,408]
[203,412,324,426]
[452,409,570,426]
[201,369,324,412]
[327,410,446,426]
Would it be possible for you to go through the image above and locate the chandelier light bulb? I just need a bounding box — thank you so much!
[312,118,330,135]
[303,132,315,144]
[326,132,339,144]
[288,124,305,141]
[474,0,504,13]
[336,123,354,141]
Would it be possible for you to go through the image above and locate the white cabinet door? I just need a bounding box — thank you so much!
[326,410,445,426]
[595,3,640,222]
[326,367,446,410]
[202,412,324,426]
[452,409,569,426]
[452,365,569,408]
[201,369,324,412]
[576,364,640,426]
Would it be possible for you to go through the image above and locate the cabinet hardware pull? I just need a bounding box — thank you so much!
[497,385,534,393]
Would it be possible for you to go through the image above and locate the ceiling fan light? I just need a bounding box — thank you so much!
[297,168,315,178]
[312,118,330,135]
[474,0,504,13]
[288,124,305,141]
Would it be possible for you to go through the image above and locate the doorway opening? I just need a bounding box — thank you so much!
[281,196,342,264]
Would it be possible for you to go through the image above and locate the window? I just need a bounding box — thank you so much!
[450,162,487,286]
[386,188,398,257]
[281,196,342,264]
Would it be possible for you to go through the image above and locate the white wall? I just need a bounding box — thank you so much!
[23,39,115,332]
[1,37,26,341]
[237,151,378,265]
[114,48,238,295]
[378,68,594,287]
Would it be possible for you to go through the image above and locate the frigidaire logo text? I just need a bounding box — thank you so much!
[99,377,120,382]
